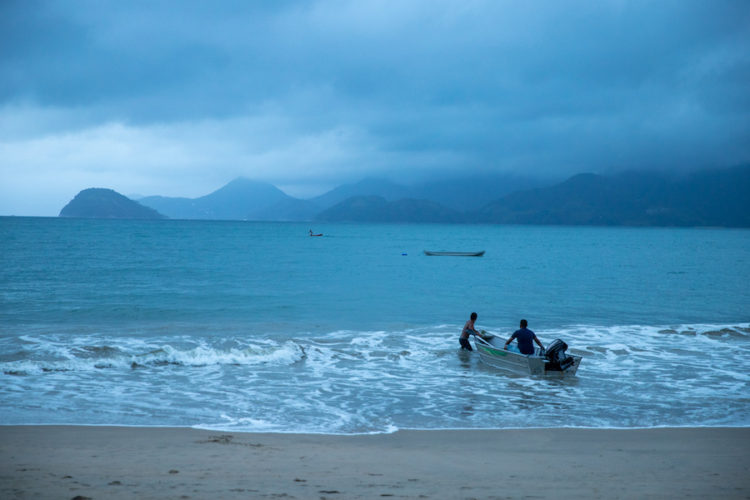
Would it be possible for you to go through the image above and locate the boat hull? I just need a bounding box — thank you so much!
[473,336,581,377]
[424,250,485,257]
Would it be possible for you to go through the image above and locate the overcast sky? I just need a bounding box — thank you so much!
[1,0,749,215]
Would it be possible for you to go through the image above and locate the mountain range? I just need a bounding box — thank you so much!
[59,165,750,227]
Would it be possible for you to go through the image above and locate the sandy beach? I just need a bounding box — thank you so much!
[1,426,748,499]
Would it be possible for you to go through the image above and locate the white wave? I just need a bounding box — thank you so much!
[3,321,749,431]
[1,358,114,375]
[1,338,306,374]
[134,342,305,367]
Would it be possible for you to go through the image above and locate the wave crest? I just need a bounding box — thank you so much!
[2,339,306,375]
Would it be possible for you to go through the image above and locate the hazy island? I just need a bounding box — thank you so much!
[59,188,166,220]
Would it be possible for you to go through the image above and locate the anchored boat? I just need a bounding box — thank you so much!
[473,334,581,377]
[424,250,485,257]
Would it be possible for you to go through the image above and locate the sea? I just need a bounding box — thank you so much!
[1,217,748,434]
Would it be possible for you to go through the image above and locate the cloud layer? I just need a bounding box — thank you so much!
[1,0,749,215]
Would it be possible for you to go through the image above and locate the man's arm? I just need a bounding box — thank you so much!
[534,336,544,349]
[503,333,515,349]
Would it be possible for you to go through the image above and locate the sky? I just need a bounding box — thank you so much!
[1,1,749,216]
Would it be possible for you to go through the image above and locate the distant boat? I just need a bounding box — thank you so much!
[309,230,323,237]
[424,250,485,257]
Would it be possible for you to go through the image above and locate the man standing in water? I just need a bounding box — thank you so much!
[504,319,545,355]
[459,312,480,351]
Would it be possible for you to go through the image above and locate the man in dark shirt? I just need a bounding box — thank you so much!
[504,319,544,355]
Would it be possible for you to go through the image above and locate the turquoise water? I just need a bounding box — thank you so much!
[1,217,748,432]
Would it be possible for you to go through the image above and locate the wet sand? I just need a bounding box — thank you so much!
[1,426,748,499]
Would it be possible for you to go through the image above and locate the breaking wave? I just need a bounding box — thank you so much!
[1,336,306,375]
[1,322,748,433]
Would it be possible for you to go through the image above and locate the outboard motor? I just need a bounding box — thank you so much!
[545,339,575,371]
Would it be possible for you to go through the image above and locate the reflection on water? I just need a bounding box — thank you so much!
[457,349,474,370]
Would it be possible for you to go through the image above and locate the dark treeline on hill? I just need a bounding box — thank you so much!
[60,165,749,227]
[59,188,165,219]
[474,166,750,227]
[316,196,465,223]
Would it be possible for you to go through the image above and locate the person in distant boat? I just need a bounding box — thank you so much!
[309,229,314,236]
[459,312,480,351]
[504,319,544,355]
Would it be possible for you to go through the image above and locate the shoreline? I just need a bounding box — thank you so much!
[2,426,748,499]
[3,422,750,433]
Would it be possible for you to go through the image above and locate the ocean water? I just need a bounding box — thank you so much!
[1,217,748,433]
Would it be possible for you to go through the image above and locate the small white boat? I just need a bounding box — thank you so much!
[424,250,485,257]
[473,335,581,377]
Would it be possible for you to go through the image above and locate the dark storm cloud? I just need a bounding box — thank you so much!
[1,0,749,215]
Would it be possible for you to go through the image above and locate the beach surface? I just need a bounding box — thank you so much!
[1,426,748,499]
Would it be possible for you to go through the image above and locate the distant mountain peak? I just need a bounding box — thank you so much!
[202,177,285,200]
[139,177,316,221]
[311,178,410,208]
[223,177,275,188]
[60,188,166,219]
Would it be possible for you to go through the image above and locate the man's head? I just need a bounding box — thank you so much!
[520,319,528,328]
[471,312,477,321]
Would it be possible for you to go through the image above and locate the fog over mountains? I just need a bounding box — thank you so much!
[135,174,539,222]
[60,165,750,227]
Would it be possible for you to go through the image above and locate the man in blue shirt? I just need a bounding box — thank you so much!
[504,319,545,355]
